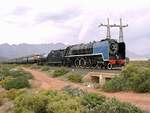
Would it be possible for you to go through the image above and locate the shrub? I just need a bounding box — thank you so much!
[9,69,33,79]
[14,93,48,113]
[104,64,150,93]
[82,93,144,113]
[5,89,26,100]
[103,76,124,92]
[41,66,50,71]
[53,68,69,77]
[67,74,82,83]
[14,90,82,113]
[47,97,82,113]
[82,93,106,113]
[2,77,30,90]
[0,93,5,106]
[95,98,144,113]
[63,86,86,96]
[13,90,145,113]
[129,69,150,92]
[0,66,10,77]
[0,66,32,80]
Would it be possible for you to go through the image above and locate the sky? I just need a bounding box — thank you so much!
[0,0,150,55]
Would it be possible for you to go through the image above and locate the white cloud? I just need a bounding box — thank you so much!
[0,0,150,54]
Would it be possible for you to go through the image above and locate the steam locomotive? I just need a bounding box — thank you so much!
[47,39,125,69]
[6,19,127,69]
[47,19,127,69]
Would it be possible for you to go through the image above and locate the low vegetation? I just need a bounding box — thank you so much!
[5,89,27,100]
[30,64,42,69]
[12,89,144,113]
[1,77,30,90]
[53,68,69,77]
[0,64,147,113]
[14,90,82,113]
[67,74,83,83]
[63,86,86,96]
[104,63,150,93]
[41,66,50,71]
[0,64,32,90]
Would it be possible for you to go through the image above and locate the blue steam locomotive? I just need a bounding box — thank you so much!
[47,19,127,69]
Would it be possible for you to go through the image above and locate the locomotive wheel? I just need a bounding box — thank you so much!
[107,63,112,70]
[96,63,102,69]
[74,58,80,67]
[80,58,86,68]
[91,60,97,69]
[86,58,91,68]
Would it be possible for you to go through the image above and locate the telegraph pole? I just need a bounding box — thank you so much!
[99,18,114,39]
[112,18,128,42]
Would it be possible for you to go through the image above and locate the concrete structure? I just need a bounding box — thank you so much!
[84,72,119,86]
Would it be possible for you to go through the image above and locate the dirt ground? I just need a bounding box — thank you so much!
[23,67,150,113]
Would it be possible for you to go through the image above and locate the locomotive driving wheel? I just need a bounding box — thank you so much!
[80,58,86,68]
[107,63,112,70]
[96,63,103,69]
[86,58,91,68]
[74,58,80,68]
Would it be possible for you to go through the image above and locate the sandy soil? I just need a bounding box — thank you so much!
[22,67,150,113]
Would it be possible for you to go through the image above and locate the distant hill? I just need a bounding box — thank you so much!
[126,50,148,60]
[144,54,150,59]
[0,56,8,62]
[0,43,66,59]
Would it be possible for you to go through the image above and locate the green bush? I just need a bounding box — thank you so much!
[0,66,11,77]
[14,90,82,113]
[0,65,32,80]
[67,74,82,83]
[2,77,30,90]
[94,98,144,113]
[5,89,27,100]
[82,93,106,112]
[82,93,144,113]
[47,97,81,113]
[41,66,50,71]
[104,64,150,93]
[13,90,145,113]
[63,86,86,96]
[14,93,48,113]
[53,68,69,77]
[9,69,33,79]
[0,93,5,106]
[0,65,32,90]
[103,76,124,92]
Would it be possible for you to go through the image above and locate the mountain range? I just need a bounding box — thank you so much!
[0,43,66,60]
[0,43,149,61]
